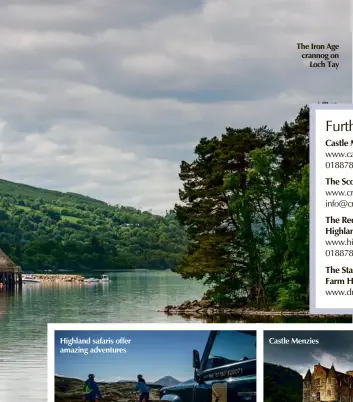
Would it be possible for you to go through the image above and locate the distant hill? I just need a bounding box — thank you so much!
[0,179,106,205]
[0,178,187,272]
[154,376,181,387]
[264,362,302,402]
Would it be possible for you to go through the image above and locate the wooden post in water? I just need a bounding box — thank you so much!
[18,269,22,289]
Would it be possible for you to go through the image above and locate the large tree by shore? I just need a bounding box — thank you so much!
[175,106,309,309]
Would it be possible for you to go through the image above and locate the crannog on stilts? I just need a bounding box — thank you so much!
[0,249,22,291]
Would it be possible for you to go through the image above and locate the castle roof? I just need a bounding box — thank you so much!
[304,369,312,381]
[328,365,336,378]
[315,364,352,380]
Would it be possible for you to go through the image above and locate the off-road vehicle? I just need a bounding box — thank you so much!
[160,330,256,402]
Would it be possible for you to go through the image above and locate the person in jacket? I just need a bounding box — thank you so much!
[131,374,149,402]
[83,373,103,401]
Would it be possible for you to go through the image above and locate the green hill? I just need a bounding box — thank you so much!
[0,179,187,272]
[0,179,106,205]
[264,362,302,402]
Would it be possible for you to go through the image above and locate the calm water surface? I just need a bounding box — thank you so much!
[0,270,205,401]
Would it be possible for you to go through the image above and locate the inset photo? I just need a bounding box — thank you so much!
[264,329,353,402]
[49,325,257,402]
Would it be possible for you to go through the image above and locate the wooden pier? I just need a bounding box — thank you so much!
[0,249,22,291]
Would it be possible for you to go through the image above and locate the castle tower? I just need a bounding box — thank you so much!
[303,369,312,402]
[326,364,337,401]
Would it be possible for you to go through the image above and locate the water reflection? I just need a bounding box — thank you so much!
[0,270,206,401]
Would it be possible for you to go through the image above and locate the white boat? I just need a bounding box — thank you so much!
[83,277,99,283]
[99,274,110,282]
[22,274,41,283]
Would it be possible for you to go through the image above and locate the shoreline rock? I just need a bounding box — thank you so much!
[27,274,85,282]
[160,299,350,318]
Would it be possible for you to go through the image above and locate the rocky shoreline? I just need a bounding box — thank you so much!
[28,274,85,282]
[161,299,349,318]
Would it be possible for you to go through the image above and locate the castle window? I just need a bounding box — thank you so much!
[315,379,320,386]
[327,390,331,397]
[316,392,320,401]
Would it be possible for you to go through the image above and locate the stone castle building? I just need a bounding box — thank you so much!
[303,364,353,402]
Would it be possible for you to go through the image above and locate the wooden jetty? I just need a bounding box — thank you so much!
[0,249,22,290]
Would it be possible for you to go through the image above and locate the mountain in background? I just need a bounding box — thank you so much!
[154,376,181,387]
[264,362,302,402]
[0,178,187,272]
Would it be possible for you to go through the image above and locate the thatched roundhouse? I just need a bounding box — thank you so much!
[0,249,22,288]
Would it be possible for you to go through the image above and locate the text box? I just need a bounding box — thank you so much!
[310,104,353,314]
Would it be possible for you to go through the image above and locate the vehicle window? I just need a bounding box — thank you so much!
[204,331,256,370]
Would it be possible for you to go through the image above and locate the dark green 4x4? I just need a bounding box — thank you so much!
[160,330,256,402]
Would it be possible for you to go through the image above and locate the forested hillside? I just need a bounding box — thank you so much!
[264,363,302,402]
[0,180,187,272]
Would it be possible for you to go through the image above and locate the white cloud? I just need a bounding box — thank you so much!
[311,350,353,374]
[52,58,85,72]
[291,349,353,377]
[0,0,350,214]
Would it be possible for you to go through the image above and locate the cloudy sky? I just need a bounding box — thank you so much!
[264,330,353,377]
[55,330,209,382]
[0,0,351,214]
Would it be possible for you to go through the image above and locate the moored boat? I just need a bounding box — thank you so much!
[22,274,41,283]
[99,274,110,282]
[83,277,99,283]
